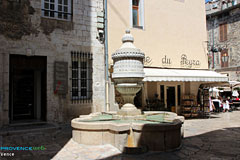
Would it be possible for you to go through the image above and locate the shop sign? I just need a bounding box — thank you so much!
[162,55,171,66]
[180,54,200,68]
[54,61,68,95]
[144,56,153,66]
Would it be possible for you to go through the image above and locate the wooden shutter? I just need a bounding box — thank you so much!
[220,24,223,41]
[224,24,227,41]
[219,23,227,42]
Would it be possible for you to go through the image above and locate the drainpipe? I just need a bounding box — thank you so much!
[212,18,215,69]
[104,0,109,111]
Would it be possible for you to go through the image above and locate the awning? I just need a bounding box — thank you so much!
[143,68,228,82]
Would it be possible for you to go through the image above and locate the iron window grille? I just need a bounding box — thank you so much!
[41,0,72,20]
[71,51,93,103]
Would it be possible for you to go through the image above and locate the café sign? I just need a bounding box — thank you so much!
[162,55,171,66]
[180,54,200,68]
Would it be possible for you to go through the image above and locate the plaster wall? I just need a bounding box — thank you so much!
[108,0,208,69]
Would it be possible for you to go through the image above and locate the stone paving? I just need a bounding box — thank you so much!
[1,111,240,160]
[0,123,72,160]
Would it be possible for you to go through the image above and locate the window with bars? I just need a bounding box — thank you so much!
[41,0,72,20]
[71,52,93,103]
[219,23,227,42]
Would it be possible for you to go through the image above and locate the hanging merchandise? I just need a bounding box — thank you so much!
[200,88,210,117]
[232,90,239,97]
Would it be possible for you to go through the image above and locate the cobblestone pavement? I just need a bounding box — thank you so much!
[1,111,240,160]
[0,123,72,160]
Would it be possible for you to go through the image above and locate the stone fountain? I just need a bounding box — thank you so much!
[71,30,184,153]
[112,29,144,118]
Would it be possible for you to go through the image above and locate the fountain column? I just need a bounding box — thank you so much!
[112,30,145,116]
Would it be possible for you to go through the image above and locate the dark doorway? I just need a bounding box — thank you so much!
[10,55,47,122]
[167,86,176,111]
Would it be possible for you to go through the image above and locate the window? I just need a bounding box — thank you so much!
[131,0,144,29]
[71,52,93,103]
[132,0,139,26]
[219,23,227,42]
[41,0,72,20]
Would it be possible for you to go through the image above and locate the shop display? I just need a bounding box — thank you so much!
[202,88,210,116]
[181,95,199,118]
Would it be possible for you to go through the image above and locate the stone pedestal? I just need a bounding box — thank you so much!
[117,103,141,116]
[115,83,142,116]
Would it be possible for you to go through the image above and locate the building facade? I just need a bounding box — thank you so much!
[108,0,208,69]
[0,0,105,127]
[206,0,240,81]
[107,0,227,114]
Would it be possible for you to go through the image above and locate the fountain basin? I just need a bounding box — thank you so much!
[71,111,184,152]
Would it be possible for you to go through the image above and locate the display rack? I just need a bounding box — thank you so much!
[202,88,210,117]
[181,95,199,118]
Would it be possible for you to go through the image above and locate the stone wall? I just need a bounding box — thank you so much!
[0,0,105,127]
[0,53,9,126]
[207,7,240,81]
[0,54,3,127]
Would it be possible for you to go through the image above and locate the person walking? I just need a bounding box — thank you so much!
[210,96,215,112]
[227,97,233,111]
[223,99,230,112]
[218,96,223,112]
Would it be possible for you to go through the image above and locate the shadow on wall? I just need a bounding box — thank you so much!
[65,0,98,120]
[99,127,240,159]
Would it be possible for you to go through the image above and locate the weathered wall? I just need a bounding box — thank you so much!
[207,6,240,81]
[0,53,9,126]
[0,0,105,126]
[0,0,38,40]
